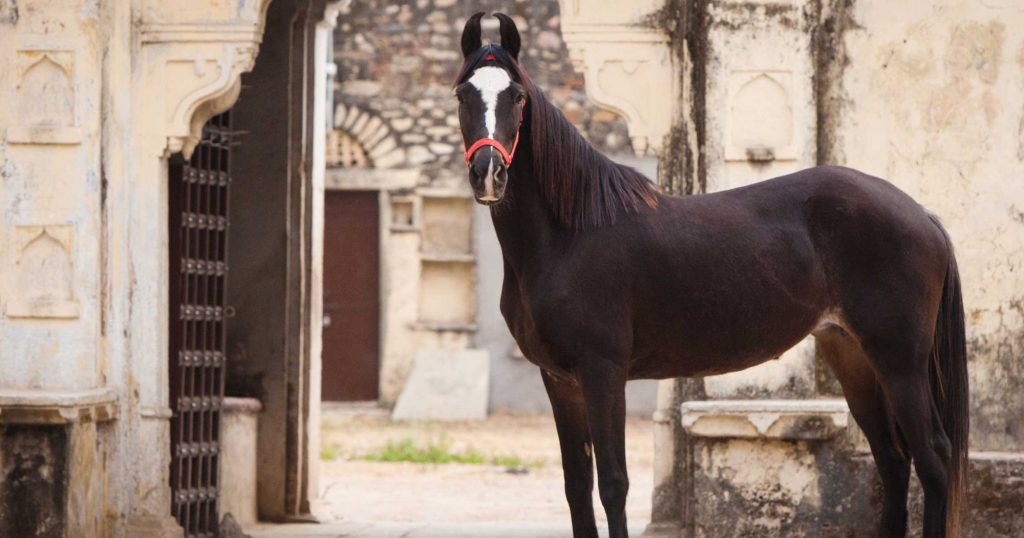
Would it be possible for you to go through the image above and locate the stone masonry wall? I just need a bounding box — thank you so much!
[332,0,635,183]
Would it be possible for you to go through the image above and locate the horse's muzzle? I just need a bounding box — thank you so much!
[468,149,507,205]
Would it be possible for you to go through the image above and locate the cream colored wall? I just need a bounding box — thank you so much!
[563,0,1024,450]
[834,0,1024,451]
[1,0,277,535]
[378,187,475,406]
[0,0,103,390]
[699,0,821,400]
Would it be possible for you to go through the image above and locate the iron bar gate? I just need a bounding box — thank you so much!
[168,111,236,537]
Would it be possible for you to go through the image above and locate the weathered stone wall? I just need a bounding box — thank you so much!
[827,0,1024,453]
[1,0,328,535]
[333,0,634,181]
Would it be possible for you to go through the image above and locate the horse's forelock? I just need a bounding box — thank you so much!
[454,45,529,89]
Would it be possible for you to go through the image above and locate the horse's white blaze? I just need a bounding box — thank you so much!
[468,66,511,138]
[481,147,497,200]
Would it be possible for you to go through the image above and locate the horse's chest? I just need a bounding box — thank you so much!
[500,288,577,383]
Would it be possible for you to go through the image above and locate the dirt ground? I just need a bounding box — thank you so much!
[304,403,654,534]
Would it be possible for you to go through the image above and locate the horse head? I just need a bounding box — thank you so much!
[455,12,526,205]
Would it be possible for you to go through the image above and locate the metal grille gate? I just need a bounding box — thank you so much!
[168,111,235,537]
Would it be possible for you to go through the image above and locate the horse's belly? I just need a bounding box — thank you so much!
[630,329,813,379]
[630,291,826,379]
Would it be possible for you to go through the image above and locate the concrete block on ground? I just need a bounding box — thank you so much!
[391,349,489,421]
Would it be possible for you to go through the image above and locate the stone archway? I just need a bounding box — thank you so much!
[331,103,405,169]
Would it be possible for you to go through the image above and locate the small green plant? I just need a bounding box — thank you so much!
[488,454,545,470]
[359,436,545,469]
[320,446,339,461]
[362,437,484,464]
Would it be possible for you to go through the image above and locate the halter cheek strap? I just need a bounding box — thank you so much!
[463,100,525,167]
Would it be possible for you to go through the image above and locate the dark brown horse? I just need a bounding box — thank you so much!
[455,12,968,538]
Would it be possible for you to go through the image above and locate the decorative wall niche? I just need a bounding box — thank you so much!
[416,194,475,330]
[5,224,80,319]
[420,195,472,258]
[6,50,83,145]
[417,261,475,328]
[724,70,797,163]
[389,194,420,232]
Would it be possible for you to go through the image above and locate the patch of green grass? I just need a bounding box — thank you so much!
[359,436,545,469]
[321,446,339,461]
[488,454,545,470]
[362,437,485,464]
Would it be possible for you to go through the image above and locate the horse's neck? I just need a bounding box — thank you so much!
[490,162,556,272]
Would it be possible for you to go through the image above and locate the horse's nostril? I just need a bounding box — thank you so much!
[470,160,490,180]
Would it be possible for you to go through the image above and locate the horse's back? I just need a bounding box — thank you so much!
[625,165,949,378]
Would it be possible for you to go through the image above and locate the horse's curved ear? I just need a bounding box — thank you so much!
[493,13,521,60]
[461,11,485,58]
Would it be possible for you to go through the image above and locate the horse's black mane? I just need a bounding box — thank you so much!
[455,45,659,230]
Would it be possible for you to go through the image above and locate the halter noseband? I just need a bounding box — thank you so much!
[463,97,526,168]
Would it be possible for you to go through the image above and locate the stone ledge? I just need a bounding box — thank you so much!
[0,387,117,424]
[680,399,849,440]
[222,396,263,414]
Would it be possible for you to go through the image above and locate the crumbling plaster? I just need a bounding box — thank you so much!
[2,0,277,535]
[835,0,1024,451]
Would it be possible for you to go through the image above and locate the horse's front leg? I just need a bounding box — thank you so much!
[542,370,599,538]
[579,359,630,538]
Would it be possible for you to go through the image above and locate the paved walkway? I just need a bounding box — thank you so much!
[247,408,655,538]
[248,520,649,538]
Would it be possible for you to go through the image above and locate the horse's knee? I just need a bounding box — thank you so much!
[598,473,628,511]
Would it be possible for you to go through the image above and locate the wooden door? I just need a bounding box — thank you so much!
[322,190,381,401]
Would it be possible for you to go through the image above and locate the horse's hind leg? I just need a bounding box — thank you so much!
[817,326,912,537]
[844,310,953,537]
[873,359,952,538]
[542,371,599,538]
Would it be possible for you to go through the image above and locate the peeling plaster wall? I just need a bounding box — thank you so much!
[677,0,1024,450]
[697,0,822,400]
[831,0,1024,452]
[0,0,103,390]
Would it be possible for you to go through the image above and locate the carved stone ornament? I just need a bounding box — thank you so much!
[137,0,272,158]
[5,224,80,319]
[725,70,798,162]
[6,49,84,145]
[557,0,676,158]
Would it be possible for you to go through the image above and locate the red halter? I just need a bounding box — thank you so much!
[463,98,526,167]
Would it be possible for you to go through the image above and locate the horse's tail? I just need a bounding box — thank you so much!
[928,213,969,536]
